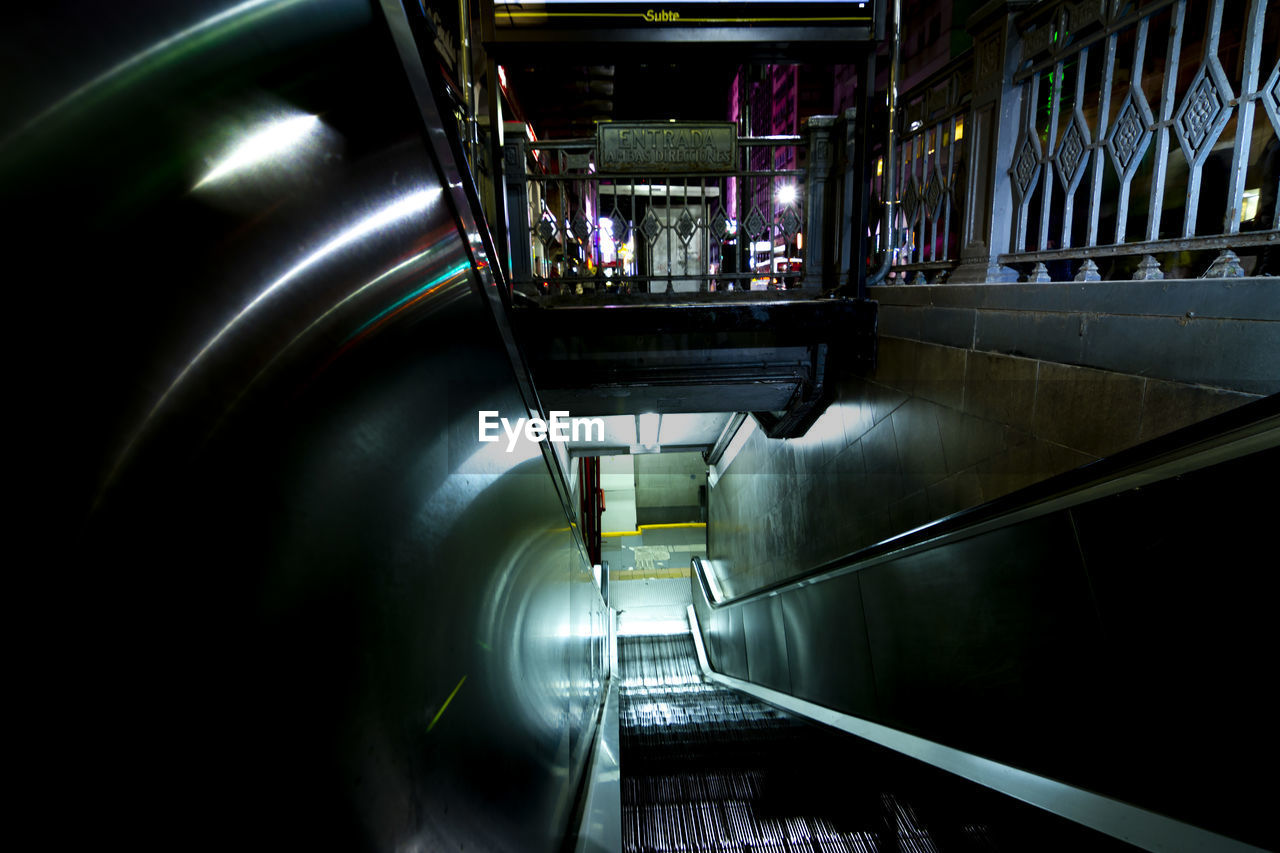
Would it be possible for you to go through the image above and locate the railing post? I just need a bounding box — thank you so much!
[802,115,837,292]
[503,136,532,286]
[948,1,1028,283]
[838,107,863,294]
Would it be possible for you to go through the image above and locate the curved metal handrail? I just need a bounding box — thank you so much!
[693,392,1279,611]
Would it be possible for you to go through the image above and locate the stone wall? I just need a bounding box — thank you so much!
[708,335,1261,599]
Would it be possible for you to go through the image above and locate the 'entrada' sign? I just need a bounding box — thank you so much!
[597,122,736,173]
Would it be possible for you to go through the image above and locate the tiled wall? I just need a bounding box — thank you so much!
[709,336,1260,598]
[634,451,706,524]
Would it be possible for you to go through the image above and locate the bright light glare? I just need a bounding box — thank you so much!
[9,0,311,146]
[637,412,661,447]
[1242,188,1260,222]
[776,184,797,205]
[244,188,440,309]
[142,188,440,430]
[197,114,320,187]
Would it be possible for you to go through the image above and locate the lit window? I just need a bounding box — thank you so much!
[1242,188,1260,222]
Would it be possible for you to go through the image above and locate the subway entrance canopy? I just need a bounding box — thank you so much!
[483,0,884,55]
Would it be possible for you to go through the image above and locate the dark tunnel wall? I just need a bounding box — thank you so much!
[695,425,1278,851]
[7,2,605,850]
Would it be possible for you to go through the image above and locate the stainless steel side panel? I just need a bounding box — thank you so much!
[7,4,604,851]
[741,596,792,693]
[706,603,749,681]
[856,515,1103,757]
[777,576,878,717]
[690,433,1280,851]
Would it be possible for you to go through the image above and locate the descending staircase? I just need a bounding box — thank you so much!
[616,634,1138,853]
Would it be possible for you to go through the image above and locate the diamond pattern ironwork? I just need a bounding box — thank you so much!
[779,206,802,239]
[1010,131,1041,200]
[607,207,629,244]
[900,178,922,224]
[535,215,557,247]
[709,208,730,241]
[924,173,946,219]
[1055,113,1090,190]
[743,206,767,239]
[1261,61,1280,137]
[675,208,697,244]
[1107,89,1154,178]
[638,208,662,243]
[1174,57,1234,166]
[570,210,591,242]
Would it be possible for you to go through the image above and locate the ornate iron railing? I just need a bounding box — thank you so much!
[885,0,1278,285]
[503,130,827,300]
[883,55,974,283]
[1000,0,1278,280]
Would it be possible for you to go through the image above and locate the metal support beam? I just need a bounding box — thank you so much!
[503,137,532,284]
[949,5,1023,283]
[838,106,861,294]
[802,115,837,292]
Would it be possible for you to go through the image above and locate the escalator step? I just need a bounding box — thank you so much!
[615,633,1138,853]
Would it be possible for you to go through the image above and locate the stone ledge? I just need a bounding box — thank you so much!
[872,281,1280,396]
[868,277,1280,321]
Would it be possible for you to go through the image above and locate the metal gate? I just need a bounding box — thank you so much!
[501,121,834,299]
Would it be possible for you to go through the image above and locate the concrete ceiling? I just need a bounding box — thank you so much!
[566,411,736,455]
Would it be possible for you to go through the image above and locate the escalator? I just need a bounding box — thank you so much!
[668,399,1278,853]
[11,1,1276,851]
[617,633,1142,853]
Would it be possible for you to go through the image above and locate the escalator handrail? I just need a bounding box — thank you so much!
[695,392,1279,610]
[380,0,596,563]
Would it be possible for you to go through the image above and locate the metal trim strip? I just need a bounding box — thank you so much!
[685,605,1267,853]
[572,678,622,853]
[378,0,585,534]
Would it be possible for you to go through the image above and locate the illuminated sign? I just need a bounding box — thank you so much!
[487,1,879,43]
[598,122,736,173]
